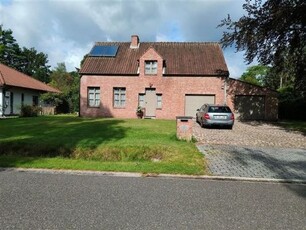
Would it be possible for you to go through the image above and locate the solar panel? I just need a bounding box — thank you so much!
[89,45,119,57]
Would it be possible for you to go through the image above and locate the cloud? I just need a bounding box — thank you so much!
[0,0,250,75]
[156,21,184,42]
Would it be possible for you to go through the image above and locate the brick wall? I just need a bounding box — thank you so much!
[80,74,226,119]
[227,79,278,120]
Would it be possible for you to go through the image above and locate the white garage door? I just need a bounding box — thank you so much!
[185,95,215,117]
[234,95,265,120]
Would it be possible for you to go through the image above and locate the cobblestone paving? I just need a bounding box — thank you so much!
[197,145,306,180]
[194,120,306,179]
[193,120,306,149]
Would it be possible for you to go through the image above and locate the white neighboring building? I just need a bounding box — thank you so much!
[0,63,60,116]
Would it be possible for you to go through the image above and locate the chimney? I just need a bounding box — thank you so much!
[130,35,139,49]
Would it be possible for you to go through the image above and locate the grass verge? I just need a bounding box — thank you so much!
[0,115,205,175]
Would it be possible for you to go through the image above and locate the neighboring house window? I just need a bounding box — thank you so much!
[10,92,14,114]
[138,94,145,108]
[21,93,24,106]
[114,87,126,108]
[33,96,38,106]
[145,61,157,75]
[157,94,162,109]
[88,87,100,107]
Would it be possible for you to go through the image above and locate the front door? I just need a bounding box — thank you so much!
[145,89,156,117]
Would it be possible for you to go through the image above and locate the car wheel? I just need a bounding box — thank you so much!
[228,125,233,130]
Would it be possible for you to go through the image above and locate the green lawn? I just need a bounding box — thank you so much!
[0,115,205,175]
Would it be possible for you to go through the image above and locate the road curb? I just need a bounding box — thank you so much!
[156,174,306,184]
[2,167,306,184]
[1,167,142,178]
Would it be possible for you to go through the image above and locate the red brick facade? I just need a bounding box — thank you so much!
[80,74,227,119]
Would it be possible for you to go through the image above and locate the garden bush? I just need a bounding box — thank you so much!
[20,105,41,117]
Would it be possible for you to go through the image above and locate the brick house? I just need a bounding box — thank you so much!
[0,63,60,116]
[79,35,278,120]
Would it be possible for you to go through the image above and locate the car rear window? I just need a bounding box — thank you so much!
[208,106,231,113]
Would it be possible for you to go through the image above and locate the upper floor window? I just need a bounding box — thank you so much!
[114,87,126,108]
[145,61,157,75]
[88,87,100,107]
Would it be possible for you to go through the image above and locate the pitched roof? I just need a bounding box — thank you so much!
[0,63,60,93]
[80,41,229,76]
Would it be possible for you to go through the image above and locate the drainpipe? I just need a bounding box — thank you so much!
[223,73,229,105]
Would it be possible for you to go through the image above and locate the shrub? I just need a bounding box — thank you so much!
[20,105,41,117]
[278,87,306,121]
[279,99,306,121]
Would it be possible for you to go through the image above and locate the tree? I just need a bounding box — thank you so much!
[69,71,80,112]
[0,25,22,69]
[20,47,51,83]
[41,63,79,113]
[219,0,306,93]
[0,43,4,55]
[240,65,270,86]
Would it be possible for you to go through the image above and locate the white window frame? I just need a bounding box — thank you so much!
[88,87,100,107]
[138,94,145,108]
[145,60,157,75]
[114,87,126,108]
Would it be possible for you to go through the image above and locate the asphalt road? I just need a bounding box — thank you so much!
[0,169,305,230]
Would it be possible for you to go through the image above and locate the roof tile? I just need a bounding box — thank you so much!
[0,63,60,93]
[80,42,228,76]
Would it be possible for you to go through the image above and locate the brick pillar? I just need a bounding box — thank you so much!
[176,116,193,141]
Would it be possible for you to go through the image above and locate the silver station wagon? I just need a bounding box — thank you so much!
[196,104,235,129]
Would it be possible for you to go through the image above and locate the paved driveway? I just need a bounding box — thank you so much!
[194,120,306,180]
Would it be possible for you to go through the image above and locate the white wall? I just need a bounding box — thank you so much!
[3,87,40,115]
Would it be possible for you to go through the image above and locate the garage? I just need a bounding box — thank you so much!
[234,95,265,120]
[185,95,215,117]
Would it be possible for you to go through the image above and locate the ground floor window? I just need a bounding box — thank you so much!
[21,93,24,106]
[138,94,145,108]
[32,95,38,106]
[10,92,14,114]
[88,87,100,107]
[114,87,126,108]
[157,94,162,109]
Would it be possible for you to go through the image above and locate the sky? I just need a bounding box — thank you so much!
[0,0,256,78]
